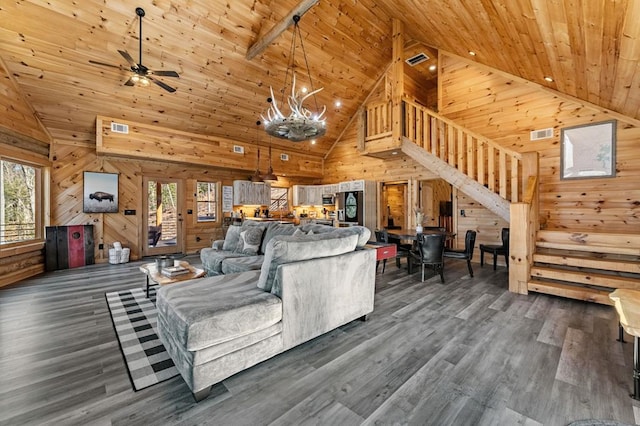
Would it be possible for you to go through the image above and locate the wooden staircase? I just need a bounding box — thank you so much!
[363,97,640,303]
[528,230,640,305]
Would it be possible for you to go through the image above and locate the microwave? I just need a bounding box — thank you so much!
[322,194,335,205]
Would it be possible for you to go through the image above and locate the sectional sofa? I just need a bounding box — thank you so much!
[156,221,376,401]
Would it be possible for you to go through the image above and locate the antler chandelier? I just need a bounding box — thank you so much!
[262,15,326,142]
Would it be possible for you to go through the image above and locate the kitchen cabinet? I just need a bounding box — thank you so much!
[233,180,271,205]
[339,180,365,192]
[323,184,339,195]
[293,185,323,206]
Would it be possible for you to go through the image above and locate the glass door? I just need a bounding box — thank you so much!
[143,177,184,257]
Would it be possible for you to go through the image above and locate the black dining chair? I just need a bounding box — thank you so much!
[376,229,411,270]
[443,230,477,277]
[408,233,445,283]
[479,227,509,270]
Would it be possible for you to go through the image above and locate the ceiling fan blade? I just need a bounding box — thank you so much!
[124,77,136,86]
[151,70,179,77]
[118,50,138,68]
[148,76,176,93]
[89,60,122,69]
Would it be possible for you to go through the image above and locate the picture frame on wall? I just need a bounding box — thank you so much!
[560,120,616,180]
[83,171,119,213]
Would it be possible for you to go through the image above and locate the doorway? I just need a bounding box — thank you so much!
[381,181,408,229]
[143,177,184,257]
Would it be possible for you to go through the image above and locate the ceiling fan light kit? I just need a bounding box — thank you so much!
[89,7,179,93]
[262,15,326,143]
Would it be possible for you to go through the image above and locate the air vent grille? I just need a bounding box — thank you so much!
[110,122,129,134]
[530,128,554,141]
[280,153,289,161]
[233,145,244,154]
[405,53,429,66]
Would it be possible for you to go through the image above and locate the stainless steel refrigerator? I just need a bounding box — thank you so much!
[336,191,364,225]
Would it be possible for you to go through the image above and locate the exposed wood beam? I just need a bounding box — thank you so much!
[246,0,319,60]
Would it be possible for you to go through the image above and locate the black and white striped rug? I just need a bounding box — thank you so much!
[105,287,179,391]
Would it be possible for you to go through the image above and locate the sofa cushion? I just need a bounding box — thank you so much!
[260,222,298,254]
[257,232,359,292]
[221,255,265,275]
[200,247,246,275]
[236,227,264,255]
[222,224,242,251]
[156,270,282,351]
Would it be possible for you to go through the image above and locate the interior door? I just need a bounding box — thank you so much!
[143,177,184,257]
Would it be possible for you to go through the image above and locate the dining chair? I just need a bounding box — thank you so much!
[381,229,412,268]
[479,227,509,270]
[408,233,445,283]
[443,230,477,277]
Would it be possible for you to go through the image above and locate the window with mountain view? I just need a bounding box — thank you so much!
[1,159,40,244]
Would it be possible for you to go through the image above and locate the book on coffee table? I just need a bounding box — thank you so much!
[161,266,189,277]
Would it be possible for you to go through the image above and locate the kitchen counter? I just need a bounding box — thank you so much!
[243,217,295,224]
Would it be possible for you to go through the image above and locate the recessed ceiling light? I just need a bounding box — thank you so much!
[301,87,308,93]
[311,139,316,144]
[468,50,476,56]
[544,76,554,82]
[335,100,341,107]
[428,64,437,72]
[392,151,398,155]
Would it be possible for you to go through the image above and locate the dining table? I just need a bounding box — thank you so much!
[386,228,456,242]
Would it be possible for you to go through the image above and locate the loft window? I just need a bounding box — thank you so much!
[196,181,218,222]
[1,159,41,244]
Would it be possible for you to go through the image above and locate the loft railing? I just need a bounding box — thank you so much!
[364,98,525,203]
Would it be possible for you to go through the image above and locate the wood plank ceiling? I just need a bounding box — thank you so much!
[0,0,638,158]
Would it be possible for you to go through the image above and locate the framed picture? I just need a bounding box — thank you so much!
[560,120,616,180]
[83,171,119,213]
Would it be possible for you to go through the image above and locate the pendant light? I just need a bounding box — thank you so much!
[262,136,278,182]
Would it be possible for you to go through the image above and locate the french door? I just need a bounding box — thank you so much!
[143,177,184,257]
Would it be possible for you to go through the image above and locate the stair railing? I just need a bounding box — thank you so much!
[401,97,523,203]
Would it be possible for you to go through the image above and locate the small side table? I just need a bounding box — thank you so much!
[365,242,397,274]
[609,289,640,400]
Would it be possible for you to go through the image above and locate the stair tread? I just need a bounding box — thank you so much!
[528,279,613,305]
[531,265,640,289]
[533,251,640,274]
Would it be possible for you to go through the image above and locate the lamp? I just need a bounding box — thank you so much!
[262,15,326,142]
[250,121,265,184]
[262,137,278,182]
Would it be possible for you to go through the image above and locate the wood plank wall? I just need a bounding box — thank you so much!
[439,53,640,233]
[0,58,50,144]
[50,140,311,263]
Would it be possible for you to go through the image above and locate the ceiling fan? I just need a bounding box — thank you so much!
[89,7,179,93]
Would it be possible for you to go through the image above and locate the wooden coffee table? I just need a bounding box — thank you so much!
[140,260,206,298]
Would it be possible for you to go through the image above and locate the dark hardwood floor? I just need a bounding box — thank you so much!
[1,255,638,425]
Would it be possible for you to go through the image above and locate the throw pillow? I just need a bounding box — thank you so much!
[292,228,306,238]
[222,225,242,251]
[237,227,264,255]
[307,229,314,235]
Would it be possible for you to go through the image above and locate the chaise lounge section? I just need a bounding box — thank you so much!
[157,225,376,401]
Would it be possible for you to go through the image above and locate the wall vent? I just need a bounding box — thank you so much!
[280,153,289,161]
[110,122,129,134]
[405,53,429,66]
[530,128,554,141]
[233,145,244,154]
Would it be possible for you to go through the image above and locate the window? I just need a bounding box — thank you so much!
[270,187,289,214]
[1,159,41,244]
[196,181,218,222]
